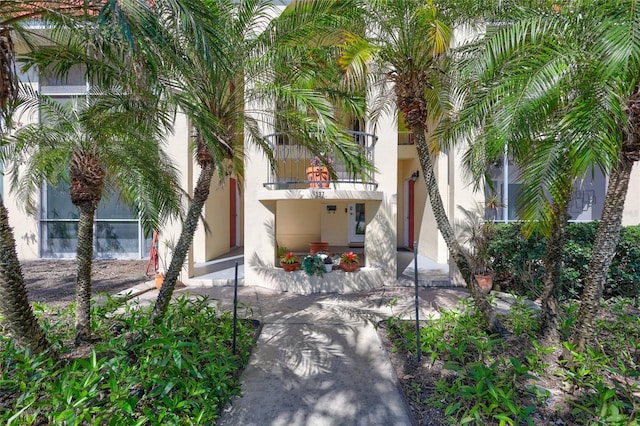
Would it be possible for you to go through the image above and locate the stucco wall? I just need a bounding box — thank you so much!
[196,178,231,263]
[321,202,349,245]
[7,52,40,260]
[276,200,322,252]
[622,167,640,226]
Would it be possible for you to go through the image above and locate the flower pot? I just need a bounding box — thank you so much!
[340,262,359,272]
[309,242,329,254]
[280,261,300,272]
[474,274,493,293]
[155,273,165,289]
[306,166,330,188]
[323,264,333,273]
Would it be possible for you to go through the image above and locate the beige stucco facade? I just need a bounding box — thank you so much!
[6,19,640,295]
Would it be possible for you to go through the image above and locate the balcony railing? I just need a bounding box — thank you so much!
[398,131,415,145]
[263,131,378,190]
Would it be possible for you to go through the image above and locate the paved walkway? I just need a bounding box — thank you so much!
[125,283,470,426]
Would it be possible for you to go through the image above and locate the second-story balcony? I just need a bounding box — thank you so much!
[263,131,378,191]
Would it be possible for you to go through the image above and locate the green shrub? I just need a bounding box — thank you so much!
[386,298,639,425]
[487,223,640,300]
[0,296,257,425]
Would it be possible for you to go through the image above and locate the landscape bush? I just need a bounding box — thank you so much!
[387,297,640,425]
[487,223,640,300]
[0,296,257,425]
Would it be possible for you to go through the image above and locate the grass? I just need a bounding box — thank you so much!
[386,296,640,425]
[0,295,257,425]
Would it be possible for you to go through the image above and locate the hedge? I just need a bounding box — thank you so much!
[486,222,640,300]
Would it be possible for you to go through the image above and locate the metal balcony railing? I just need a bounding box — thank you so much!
[263,131,378,190]
[398,131,415,145]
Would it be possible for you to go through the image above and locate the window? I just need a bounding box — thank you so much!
[486,158,606,222]
[37,69,148,259]
[40,182,148,259]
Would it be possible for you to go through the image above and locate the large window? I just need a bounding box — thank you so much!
[40,182,148,259]
[486,158,606,222]
[38,68,148,259]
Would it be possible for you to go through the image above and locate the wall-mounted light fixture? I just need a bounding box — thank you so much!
[410,170,420,182]
[326,205,337,214]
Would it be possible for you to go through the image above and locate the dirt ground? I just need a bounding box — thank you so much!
[22,259,151,308]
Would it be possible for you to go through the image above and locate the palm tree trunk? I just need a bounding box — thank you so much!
[0,26,18,114]
[151,161,214,324]
[0,197,52,355]
[539,196,569,345]
[570,156,633,351]
[74,204,96,345]
[414,130,507,336]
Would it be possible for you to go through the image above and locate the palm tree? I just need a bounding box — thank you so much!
[0,0,222,350]
[444,0,640,350]
[340,0,506,335]
[0,0,96,355]
[5,86,182,344]
[4,0,226,344]
[149,0,370,323]
[441,10,578,345]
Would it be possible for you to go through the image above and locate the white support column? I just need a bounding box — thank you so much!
[364,106,398,281]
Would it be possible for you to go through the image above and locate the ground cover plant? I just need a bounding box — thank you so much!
[384,296,640,425]
[0,295,257,425]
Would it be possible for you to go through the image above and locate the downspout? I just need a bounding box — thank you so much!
[502,144,509,222]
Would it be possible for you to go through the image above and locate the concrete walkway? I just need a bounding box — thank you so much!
[125,283,469,426]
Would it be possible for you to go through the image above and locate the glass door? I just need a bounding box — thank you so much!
[348,203,365,244]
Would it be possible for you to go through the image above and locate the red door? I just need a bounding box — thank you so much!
[230,178,237,247]
[408,180,415,249]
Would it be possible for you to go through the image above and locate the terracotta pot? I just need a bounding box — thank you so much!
[309,242,329,254]
[280,261,300,272]
[340,262,359,272]
[155,273,165,289]
[474,274,493,293]
[306,166,330,188]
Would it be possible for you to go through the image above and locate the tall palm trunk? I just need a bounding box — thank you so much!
[0,26,52,355]
[74,204,96,345]
[570,90,640,352]
[393,72,505,335]
[415,130,507,336]
[570,157,633,351]
[151,144,214,324]
[539,195,569,345]
[0,197,52,354]
[0,27,18,113]
[69,151,105,345]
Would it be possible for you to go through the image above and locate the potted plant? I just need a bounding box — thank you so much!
[457,205,496,293]
[309,241,329,254]
[339,251,359,272]
[306,156,332,188]
[301,254,325,276]
[280,252,300,272]
[317,252,334,272]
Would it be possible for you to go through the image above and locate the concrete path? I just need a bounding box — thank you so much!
[125,284,470,426]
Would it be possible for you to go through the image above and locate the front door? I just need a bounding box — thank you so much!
[348,203,365,244]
